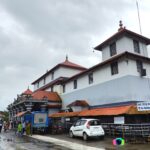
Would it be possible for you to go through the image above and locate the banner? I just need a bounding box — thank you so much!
[137,102,150,111]
[34,113,47,124]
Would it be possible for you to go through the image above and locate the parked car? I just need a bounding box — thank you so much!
[69,118,105,140]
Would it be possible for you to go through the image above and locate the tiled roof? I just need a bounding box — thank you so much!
[94,28,150,51]
[48,105,150,118]
[60,59,86,70]
[32,58,87,84]
[78,105,133,116]
[67,100,89,107]
[15,111,31,117]
[32,91,61,102]
[34,77,68,92]
[64,51,150,83]
[47,104,62,108]
[49,111,80,118]
[22,89,33,95]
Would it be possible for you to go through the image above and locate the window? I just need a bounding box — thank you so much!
[43,78,46,85]
[37,82,39,88]
[80,120,86,125]
[51,86,53,92]
[75,120,81,126]
[110,42,117,56]
[63,85,65,93]
[133,40,140,53]
[51,72,54,80]
[111,62,118,75]
[88,73,93,84]
[73,80,77,89]
[136,60,143,72]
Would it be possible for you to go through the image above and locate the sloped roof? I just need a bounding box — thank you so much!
[22,89,33,95]
[64,51,150,84]
[48,105,150,118]
[47,104,62,108]
[31,91,61,102]
[67,100,89,107]
[49,111,80,118]
[94,28,150,51]
[32,58,87,84]
[79,105,133,117]
[34,77,68,92]
[16,111,31,117]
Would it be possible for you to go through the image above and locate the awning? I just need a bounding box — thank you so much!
[15,111,31,117]
[49,111,80,118]
[49,105,150,118]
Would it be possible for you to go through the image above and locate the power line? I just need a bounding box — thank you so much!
[136,0,142,35]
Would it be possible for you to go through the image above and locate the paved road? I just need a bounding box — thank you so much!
[0,131,70,150]
[1,130,150,150]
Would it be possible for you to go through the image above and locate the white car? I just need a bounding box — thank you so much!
[69,118,105,140]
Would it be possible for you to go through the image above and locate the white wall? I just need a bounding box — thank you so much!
[64,59,150,94]
[71,106,88,112]
[102,36,148,61]
[34,66,84,91]
[48,109,59,115]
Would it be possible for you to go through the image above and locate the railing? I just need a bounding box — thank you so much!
[102,123,150,143]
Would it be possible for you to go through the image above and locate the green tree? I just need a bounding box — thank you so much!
[2,111,9,122]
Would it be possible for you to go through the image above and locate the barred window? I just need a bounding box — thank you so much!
[51,72,54,80]
[133,40,140,53]
[110,42,117,56]
[63,85,65,93]
[88,73,93,84]
[73,80,77,89]
[111,62,118,75]
[136,60,143,72]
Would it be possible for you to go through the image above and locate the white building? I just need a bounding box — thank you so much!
[32,22,150,111]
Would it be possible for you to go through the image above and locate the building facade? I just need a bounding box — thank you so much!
[8,22,150,122]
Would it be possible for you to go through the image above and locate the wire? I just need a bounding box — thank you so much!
[136,0,142,35]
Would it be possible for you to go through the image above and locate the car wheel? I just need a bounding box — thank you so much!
[69,131,74,138]
[99,136,104,140]
[83,132,88,141]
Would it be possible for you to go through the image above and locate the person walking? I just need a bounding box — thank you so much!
[17,121,23,136]
[0,119,3,133]
[22,121,26,135]
[26,122,31,135]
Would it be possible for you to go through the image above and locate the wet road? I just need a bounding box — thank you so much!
[0,131,70,150]
[1,131,150,150]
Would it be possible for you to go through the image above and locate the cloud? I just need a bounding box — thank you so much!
[0,0,149,110]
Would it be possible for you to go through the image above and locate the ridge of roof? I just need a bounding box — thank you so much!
[22,89,33,95]
[34,76,68,92]
[94,28,150,50]
[31,90,61,102]
[63,51,150,83]
[32,59,87,84]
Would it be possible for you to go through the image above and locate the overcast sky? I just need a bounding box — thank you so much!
[0,0,150,111]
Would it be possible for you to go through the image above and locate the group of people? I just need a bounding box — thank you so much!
[0,119,32,137]
[0,119,11,133]
[16,121,31,136]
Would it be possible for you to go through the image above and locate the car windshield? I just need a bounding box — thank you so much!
[88,120,101,126]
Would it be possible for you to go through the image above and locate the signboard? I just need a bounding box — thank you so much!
[34,113,47,124]
[137,102,150,111]
[114,116,125,124]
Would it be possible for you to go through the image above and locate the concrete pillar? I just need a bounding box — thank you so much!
[41,104,47,112]
[25,102,33,112]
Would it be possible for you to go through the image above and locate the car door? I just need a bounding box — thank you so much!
[72,120,81,136]
[78,120,86,137]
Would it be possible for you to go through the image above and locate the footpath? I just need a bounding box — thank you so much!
[28,134,105,150]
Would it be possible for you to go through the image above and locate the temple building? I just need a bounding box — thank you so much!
[8,21,150,124]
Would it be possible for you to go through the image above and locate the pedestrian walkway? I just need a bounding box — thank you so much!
[29,135,105,150]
